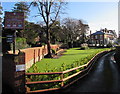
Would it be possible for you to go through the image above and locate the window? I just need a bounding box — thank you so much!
[95,35,98,39]
[100,35,103,40]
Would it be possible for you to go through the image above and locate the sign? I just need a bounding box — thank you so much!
[6,35,13,43]
[4,12,24,29]
[16,64,25,72]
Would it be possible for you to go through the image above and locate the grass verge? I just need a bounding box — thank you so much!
[27,47,110,73]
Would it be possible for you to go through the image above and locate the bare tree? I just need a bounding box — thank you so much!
[78,20,89,43]
[62,18,89,47]
[31,0,67,58]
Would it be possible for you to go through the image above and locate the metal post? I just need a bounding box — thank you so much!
[13,30,16,54]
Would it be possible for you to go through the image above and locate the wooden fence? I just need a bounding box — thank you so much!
[25,50,110,93]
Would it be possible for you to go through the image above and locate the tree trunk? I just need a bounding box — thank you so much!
[46,29,52,58]
[46,5,52,58]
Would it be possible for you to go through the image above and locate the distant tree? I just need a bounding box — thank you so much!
[23,21,41,46]
[62,18,89,48]
[49,21,62,44]
[78,20,89,43]
[62,18,76,48]
[12,2,30,19]
[0,2,2,30]
[31,0,67,58]
[0,3,2,53]
[0,2,2,15]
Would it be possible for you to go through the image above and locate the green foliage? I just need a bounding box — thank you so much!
[51,49,56,54]
[0,3,2,30]
[0,3,2,15]
[107,42,113,47]
[80,43,89,50]
[26,48,108,90]
[80,46,89,50]
[27,48,109,73]
[15,37,30,49]
[26,48,110,91]
[12,2,30,19]
[16,37,26,43]
[23,21,40,45]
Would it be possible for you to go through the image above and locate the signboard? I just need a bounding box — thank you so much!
[4,12,24,29]
[16,64,25,72]
[6,35,13,43]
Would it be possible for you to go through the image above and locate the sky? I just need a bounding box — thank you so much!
[1,1,119,35]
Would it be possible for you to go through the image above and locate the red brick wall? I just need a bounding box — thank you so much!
[9,45,59,70]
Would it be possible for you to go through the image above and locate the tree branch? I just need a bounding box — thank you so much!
[49,2,62,28]
[38,1,47,24]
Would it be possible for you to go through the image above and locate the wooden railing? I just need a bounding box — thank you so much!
[25,50,109,94]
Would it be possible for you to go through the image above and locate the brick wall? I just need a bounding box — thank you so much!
[8,45,59,70]
[2,54,26,93]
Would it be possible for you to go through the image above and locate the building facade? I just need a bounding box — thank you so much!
[89,29,117,47]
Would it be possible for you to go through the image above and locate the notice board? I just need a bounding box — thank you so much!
[4,12,24,29]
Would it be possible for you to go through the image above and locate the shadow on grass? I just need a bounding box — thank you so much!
[75,47,107,50]
[63,53,89,56]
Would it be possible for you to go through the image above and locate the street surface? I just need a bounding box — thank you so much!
[0,56,2,94]
[48,51,120,93]
[62,51,120,93]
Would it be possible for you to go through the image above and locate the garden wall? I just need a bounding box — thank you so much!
[8,45,59,70]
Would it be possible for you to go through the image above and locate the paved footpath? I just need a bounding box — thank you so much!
[49,51,120,93]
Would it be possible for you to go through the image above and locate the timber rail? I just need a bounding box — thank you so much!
[25,50,113,94]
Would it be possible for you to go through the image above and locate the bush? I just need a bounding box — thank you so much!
[51,49,56,54]
[15,37,30,49]
[107,42,113,48]
[60,43,69,49]
[80,43,89,50]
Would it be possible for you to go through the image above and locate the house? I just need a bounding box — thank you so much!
[89,29,117,47]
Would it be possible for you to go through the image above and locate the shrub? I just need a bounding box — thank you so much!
[26,48,110,91]
[80,43,89,50]
[51,49,56,55]
[60,43,69,49]
[15,37,30,49]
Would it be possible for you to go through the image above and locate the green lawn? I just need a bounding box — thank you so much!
[27,47,110,73]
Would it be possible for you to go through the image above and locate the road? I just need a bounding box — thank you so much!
[50,51,120,93]
[0,56,2,94]
[62,51,120,93]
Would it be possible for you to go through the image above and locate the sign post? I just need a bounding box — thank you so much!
[4,12,24,54]
[3,12,25,93]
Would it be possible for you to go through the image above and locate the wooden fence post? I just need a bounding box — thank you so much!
[34,49,35,64]
[38,49,40,61]
[60,73,64,87]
